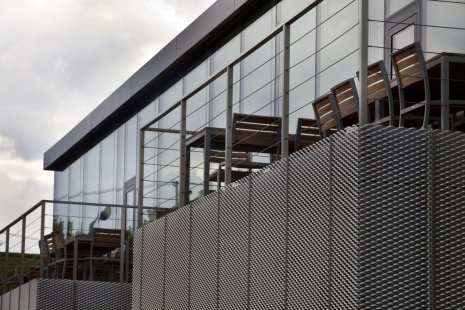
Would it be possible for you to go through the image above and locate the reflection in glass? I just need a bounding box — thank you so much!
[125,116,137,182]
[392,25,415,50]
[425,2,465,58]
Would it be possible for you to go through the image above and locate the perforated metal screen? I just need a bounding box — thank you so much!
[133,125,465,310]
[0,279,131,310]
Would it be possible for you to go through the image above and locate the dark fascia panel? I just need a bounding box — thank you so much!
[44,0,264,171]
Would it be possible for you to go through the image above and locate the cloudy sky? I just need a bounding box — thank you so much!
[0,0,216,228]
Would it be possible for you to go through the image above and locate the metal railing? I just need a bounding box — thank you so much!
[0,200,167,295]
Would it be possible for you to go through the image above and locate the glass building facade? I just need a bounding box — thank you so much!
[51,0,465,236]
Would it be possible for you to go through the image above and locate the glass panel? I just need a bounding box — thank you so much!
[318,0,358,95]
[211,74,228,128]
[187,87,209,132]
[116,125,125,193]
[387,0,415,17]
[289,9,316,133]
[124,115,137,182]
[392,25,415,50]
[281,0,315,21]
[241,39,275,116]
[425,1,465,58]
[185,60,209,95]
[54,169,69,200]
[100,133,115,192]
[83,145,100,197]
[368,0,385,64]
[68,158,82,199]
[213,34,241,73]
[160,80,183,113]
[243,8,273,51]
[138,100,157,130]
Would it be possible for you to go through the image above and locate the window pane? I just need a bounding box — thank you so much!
[387,0,415,17]
[125,115,137,181]
[392,25,415,50]
[185,60,208,95]
[100,133,115,192]
[213,35,240,73]
[425,1,465,58]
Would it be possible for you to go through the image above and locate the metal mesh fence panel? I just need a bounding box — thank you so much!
[288,139,331,310]
[218,178,249,310]
[75,282,132,310]
[358,125,430,309]
[132,125,465,309]
[29,279,37,310]
[35,279,73,310]
[249,161,287,310]
[132,226,143,310]
[330,127,360,309]
[432,130,465,309]
[140,218,166,310]
[164,206,191,310]
[190,193,218,310]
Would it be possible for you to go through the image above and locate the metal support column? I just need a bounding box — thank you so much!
[359,0,369,125]
[281,24,290,158]
[180,99,187,207]
[120,204,127,283]
[3,228,9,293]
[137,129,146,227]
[39,201,46,278]
[20,217,26,285]
[225,66,234,186]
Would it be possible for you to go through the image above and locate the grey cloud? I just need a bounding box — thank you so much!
[0,0,215,226]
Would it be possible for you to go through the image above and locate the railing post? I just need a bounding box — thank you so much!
[180,99,187,207]
[281,24,291,159]
[359,0,369,125]
[20,217,26,285]
[40,201,45,278]
[3,228,9,293]
[120,204,127,283]
[225,66,234,186]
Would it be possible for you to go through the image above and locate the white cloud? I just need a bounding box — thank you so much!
[0,0,215,228]
[0,136,53,229]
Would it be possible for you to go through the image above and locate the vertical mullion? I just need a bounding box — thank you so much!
[180,100,187,208]
[225,66,234,186]
[281,24,291,159]
[359,0,369,125]
[137,129,146,227]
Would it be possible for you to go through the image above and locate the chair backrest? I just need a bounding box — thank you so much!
[43,233,56,257]
[92,228,121,251]
[312,94,338,138]
[294,118,320,151]
[391,42,430,106]
[331,78,359,128]
[232,114,282,154]
[361,60,395,125]
[51,230,66,259]
[209,150,250,164]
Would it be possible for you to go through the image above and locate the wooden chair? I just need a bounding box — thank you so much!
[42,232,57,278]
[364,60,395,125]
[89,228,121,281]
[391,41,439,128]
[331,78,359,129]
[50,230,75,279]
[312,94,338,139]
[294,118,320,151]
[232,114,282,155]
